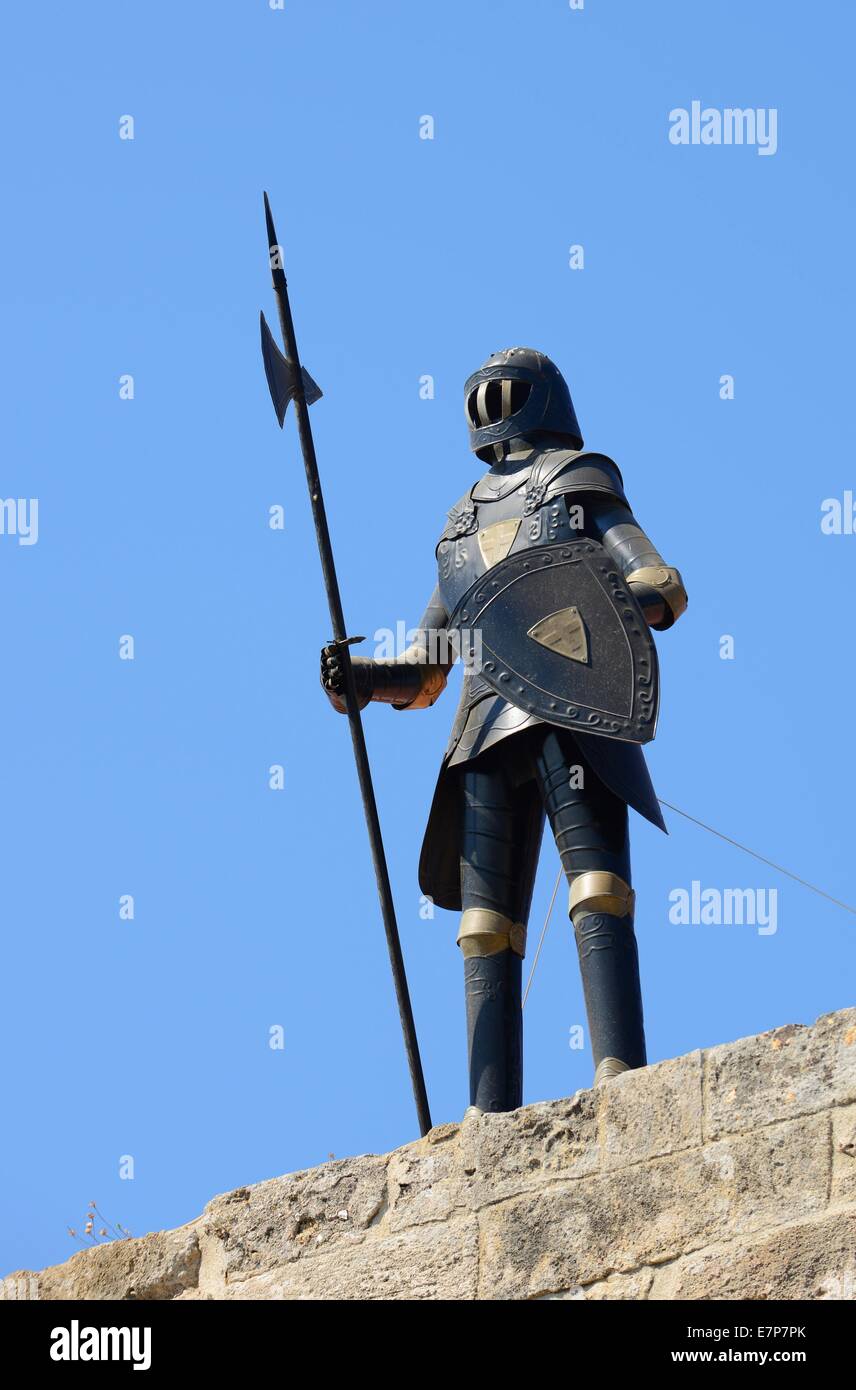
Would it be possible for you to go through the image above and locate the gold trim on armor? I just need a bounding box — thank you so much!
[392,645,448,710]
[569,871,635,924]
[626,565,688,623]
[594,1056,631,1084]
[456,908,527,959]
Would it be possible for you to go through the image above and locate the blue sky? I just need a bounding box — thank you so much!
[2,0,854,1276]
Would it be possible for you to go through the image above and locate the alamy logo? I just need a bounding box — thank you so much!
[0,497,39,545]
[821,491,856,534]
[669,102,778,156]
[50,1320,151,1371]
[668,881,778,935]
[0,1274,38,1299]
[373,622,483,673]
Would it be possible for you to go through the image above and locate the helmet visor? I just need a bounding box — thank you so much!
[466,378,532,428]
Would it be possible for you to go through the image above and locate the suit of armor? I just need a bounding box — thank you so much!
[322,349,686,1112]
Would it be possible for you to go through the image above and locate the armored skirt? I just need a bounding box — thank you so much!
[418,677,665,912]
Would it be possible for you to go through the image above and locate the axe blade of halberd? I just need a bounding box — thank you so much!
[260,309,322,427]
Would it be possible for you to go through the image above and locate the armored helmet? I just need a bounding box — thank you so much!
[464,347,583,461]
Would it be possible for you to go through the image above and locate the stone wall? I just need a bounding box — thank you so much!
[7,1008,856,1300]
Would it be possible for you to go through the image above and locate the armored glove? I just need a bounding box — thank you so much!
[320,642,448,714]
[320,644,374,714]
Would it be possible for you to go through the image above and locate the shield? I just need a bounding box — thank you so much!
[448,538,659,744]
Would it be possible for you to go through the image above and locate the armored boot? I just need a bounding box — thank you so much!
[458,909,525,1113]
[569,872,647,1085]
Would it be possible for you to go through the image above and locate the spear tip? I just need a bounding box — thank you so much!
[263,190,278,252]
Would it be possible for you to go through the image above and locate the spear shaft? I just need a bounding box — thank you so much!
[261,193,432,1137]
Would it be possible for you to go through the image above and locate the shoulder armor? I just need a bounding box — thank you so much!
[438,487,478,545]
[541,450,628,506]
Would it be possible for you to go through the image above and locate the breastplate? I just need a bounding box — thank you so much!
[436,467,581,619]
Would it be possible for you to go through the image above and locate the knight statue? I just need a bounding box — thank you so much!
[320,347,687,1113]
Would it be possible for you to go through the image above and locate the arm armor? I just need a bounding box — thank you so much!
[333,587,452,713]
[587,500,687,631]
[369,648,449,711]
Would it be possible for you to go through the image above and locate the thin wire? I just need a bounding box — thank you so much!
[657,800,856,916]
[522,798,855,1008]
[522,865,563,1010]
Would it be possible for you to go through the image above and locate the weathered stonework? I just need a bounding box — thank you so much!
[7,1008,856,1301]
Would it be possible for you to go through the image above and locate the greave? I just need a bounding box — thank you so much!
[464,949,523,1112]
[569,871,646,1083]
[574,910,647,1079]
[458,908,526,1113]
